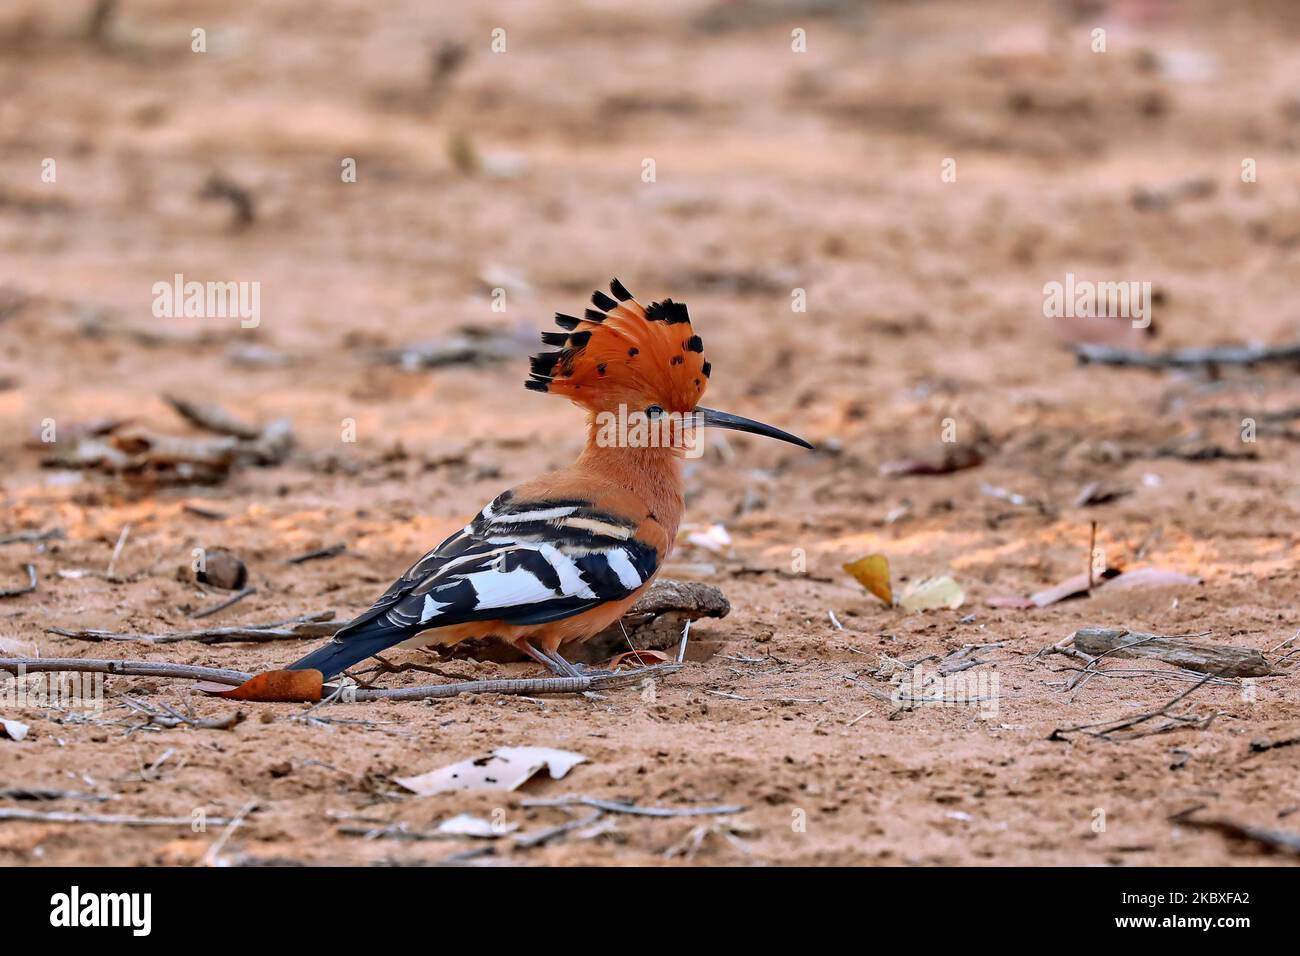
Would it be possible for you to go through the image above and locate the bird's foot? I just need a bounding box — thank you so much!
[523,642,590,679]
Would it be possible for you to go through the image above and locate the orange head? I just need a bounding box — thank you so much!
[526,279,813,451]
[525,278,708,415]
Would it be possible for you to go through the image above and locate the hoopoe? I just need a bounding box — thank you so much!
[287,279,812,680]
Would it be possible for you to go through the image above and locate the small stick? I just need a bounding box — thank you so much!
[189,586,257,620]
[514,810,604,849]
[676,618,691,664]
[706,689,750,700]
[342,663,683,701]
[1087,521,1096,590]
[121,697,245,730]
[106,524,131,579]
[1170,806,1300,856]
[1266,628,1300,655]
[0,787,111,802]
[0,657,252,686]
[164,394,262,440]
[520,795,744,818]
[0,564,37,598]
[46,613,339,645]
[1050,669,1224,741]
[0,808,230,827]
[827,609,844,630]
[202,800,258,866]
[182,503,227,521]
[1075,340,1300,369]
[0,528,64,546]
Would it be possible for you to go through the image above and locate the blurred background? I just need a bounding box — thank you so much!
[3,1,1299,497]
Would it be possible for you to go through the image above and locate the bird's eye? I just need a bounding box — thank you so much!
[646,404,664,419]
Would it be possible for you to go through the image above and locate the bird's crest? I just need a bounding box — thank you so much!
[526,279,710,412]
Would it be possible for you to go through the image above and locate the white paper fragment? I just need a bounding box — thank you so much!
[436,813,519,838]
[395,746,587,796]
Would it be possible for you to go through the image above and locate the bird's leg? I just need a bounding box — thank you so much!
[522,640,585,679]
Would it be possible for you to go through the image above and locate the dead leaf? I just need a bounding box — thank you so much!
[1,718,29,741]
[394,746,587,796]
[985,595,1037,609]
[436,813,519,838]
[843,553,893,605]
[685,523,731,554]
[605,649,670,669]
[198,669,323,703]
[898,576,964,611]
[1027,571,1101,607]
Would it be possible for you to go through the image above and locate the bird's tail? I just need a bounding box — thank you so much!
[285,618,411,680]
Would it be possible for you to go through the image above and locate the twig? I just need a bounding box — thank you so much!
[121,697,245,731]
[676,618,691,663]
[1075,340,1300,369]
[0,528,63,546]
[0,787,111,802]
[0,657,252,686]
[1049,669,1225,742]
[513,810,605,849]
[705,689,750,700]
[0,656,684,702]
[285,544,347,565]
[45,612,339,645]
[189,586,257,620]
[337,822,448,842]
[520,795,744,818]
[1059,632,1163,693]
[106,524,131,579]
[0,808,229,827]
[1087,521,1096,590]
[182,503,227,521]
[202,800,258,866]
[0,564,37,598]
[1170,806,1300,856]
[164,394,262,440]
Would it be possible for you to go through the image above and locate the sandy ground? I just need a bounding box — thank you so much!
[1,0,1299,866]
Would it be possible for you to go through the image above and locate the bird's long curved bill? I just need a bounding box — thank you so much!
[695,406,813,449]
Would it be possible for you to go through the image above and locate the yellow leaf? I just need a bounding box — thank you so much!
[843,553,892,606]
[898,576,964,612]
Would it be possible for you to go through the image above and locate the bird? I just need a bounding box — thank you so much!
[286,279,813,680]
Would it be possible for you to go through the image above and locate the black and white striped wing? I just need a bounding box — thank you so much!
[346,491,658,633]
